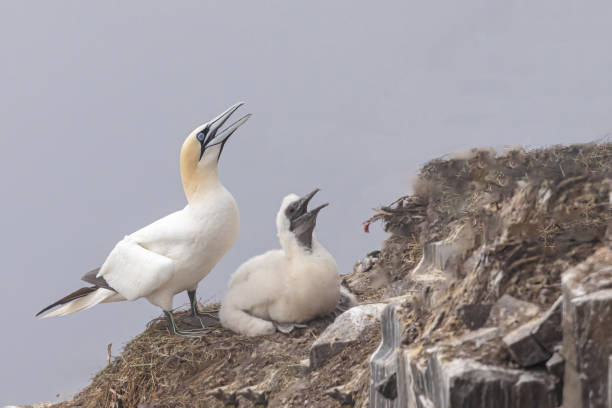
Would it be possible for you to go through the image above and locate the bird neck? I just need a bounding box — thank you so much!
[279,229,317,258]
[182,165,223,204]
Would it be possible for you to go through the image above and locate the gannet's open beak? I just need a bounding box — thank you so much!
[291,200,329,249]
[206,102,252,148]
[293,188,320,219]
[293,202,329,227]
[197,102,252,160]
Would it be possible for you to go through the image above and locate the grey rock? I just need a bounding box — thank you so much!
[409,225,476,308]
[399,352,559,408]
[562,247,612,408]
[370,301,404,408]
[376,372,397,400]
[503,320,550,367]
[546,352,565,403]
[486,294,541,331]
[545,352,564,379]
[458,303,493,330]
[531,296,563,353]
[310,303,386,369]
[502,298,562,367]
[371,296,559,408]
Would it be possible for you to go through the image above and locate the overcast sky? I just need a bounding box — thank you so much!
[2,1,612,405]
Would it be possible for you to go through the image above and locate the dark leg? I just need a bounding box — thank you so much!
[163,310,208,337]
[188,290,199,316]
[188,289,218,319]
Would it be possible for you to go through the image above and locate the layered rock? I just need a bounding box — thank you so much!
[561,247,612,408]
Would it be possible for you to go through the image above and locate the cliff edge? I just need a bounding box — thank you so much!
[39,142,610,408]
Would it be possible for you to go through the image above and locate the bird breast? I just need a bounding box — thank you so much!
[271,250,340,323]
[134,187,239,288]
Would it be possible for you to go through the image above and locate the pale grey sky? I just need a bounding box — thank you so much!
[2,1,612,404]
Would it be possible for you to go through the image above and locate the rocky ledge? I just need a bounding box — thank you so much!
[26,143,610,408]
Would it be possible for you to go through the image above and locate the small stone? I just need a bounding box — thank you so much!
[310,303,386,369]
[376,372,397,400]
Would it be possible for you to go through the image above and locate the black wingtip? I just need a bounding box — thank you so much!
[35,286,98,317]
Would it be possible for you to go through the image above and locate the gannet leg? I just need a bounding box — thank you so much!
[188,289,218,321]
[163,310,208,337]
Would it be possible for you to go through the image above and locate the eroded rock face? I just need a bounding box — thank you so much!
[502,296,563,367]
[503,322,551,368]
[371,299,560,408]
[396,346,559,408]
[562,247,612,408]
[310,303,387,370]
[370,301,404,408]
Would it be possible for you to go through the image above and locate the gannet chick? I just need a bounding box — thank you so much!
[37,102,251,336]
[220,189,341,336]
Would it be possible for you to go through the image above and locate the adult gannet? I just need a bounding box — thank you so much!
[36,102,251,336]
[220,189,341,336]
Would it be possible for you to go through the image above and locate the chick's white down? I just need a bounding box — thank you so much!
[220,194,340,336]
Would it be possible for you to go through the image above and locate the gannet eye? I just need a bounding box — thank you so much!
[196,132,206,142]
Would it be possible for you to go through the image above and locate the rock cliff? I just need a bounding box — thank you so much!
[37,142,610,408]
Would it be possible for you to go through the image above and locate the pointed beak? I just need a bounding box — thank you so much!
[308,202,329,215]
[294,188,320,218]
[289,188,328,231]
[290,200,329,250]
[294,202,329,226]
[205,102,252,148]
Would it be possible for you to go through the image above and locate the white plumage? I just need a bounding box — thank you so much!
[220,192,341,336]
[38,103,250,335]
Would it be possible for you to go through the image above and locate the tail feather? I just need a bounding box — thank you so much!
[36,286,97,317]
[37,287,117,318]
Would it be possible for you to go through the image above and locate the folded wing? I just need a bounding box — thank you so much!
[98,236,175,301]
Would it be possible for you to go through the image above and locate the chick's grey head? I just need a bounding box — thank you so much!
[282,188,328,250]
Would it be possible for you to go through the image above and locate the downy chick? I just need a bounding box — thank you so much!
[220,189,340,336]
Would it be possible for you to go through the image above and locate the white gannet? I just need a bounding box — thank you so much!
[220,189,341,336]
[37,102,251,336]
